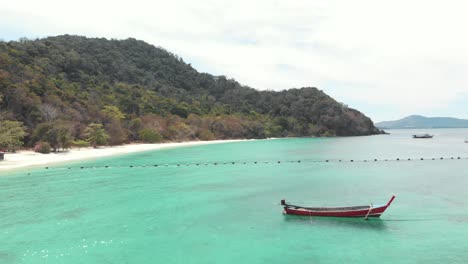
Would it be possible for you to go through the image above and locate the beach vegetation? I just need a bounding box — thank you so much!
[321,130,336,137]
[33,141,51,154]
[105,119,127,146]
[139,128,163,143]
[84,123,110,148]
[197,129,215,141]
[71,140,90,149]
[31,123,72,152]
[127,118,144,141]
[0,120,27,152]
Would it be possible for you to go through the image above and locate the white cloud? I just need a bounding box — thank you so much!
[1,0,468,121]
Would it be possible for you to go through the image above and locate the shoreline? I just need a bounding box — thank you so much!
[0,139,246,172]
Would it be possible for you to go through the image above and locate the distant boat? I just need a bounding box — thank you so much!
[281,196,395,219]
[412,134,433,138]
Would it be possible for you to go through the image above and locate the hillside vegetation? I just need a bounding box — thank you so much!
[0,35,382,151]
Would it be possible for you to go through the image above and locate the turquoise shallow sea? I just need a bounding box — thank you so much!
[1,128,468,263]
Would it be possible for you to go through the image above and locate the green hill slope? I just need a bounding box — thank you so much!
[0,35,382,149]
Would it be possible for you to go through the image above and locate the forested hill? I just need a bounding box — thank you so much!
[0,35,382,151]
[376,115,468,129]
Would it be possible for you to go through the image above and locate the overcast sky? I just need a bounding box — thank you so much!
[1,0,467,122]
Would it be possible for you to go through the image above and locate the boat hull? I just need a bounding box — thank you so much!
[282,196,395,218]
[412,134,433,138]
[283,205,387,217]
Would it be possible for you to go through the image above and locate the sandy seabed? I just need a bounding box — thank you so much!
[0,140,244,171]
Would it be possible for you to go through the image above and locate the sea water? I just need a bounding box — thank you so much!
[1,128,468,263]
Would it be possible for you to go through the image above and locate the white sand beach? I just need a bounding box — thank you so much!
[0,140,244,171]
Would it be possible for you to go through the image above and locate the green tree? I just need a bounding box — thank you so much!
[0,120,27,152]
[127,118,143,141]
[84,123,109,148]
[102,105,125,120]
[31,123,71,152]
[31,123,53,145]
[197,129,215,141]
[139,128,163,143]
[33,141,51,154]
[106,119,127,145]
[56,125,72,151]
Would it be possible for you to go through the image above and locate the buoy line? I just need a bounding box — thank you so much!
[41,156,468,170]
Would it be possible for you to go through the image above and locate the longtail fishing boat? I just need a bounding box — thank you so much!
[281,196,395,219]
[412,134,433,138]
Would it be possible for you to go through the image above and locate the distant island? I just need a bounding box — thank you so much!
[376,115,468,129]
[0,35,383,153]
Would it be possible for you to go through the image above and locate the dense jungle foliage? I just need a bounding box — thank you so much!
[0,35,382,151]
